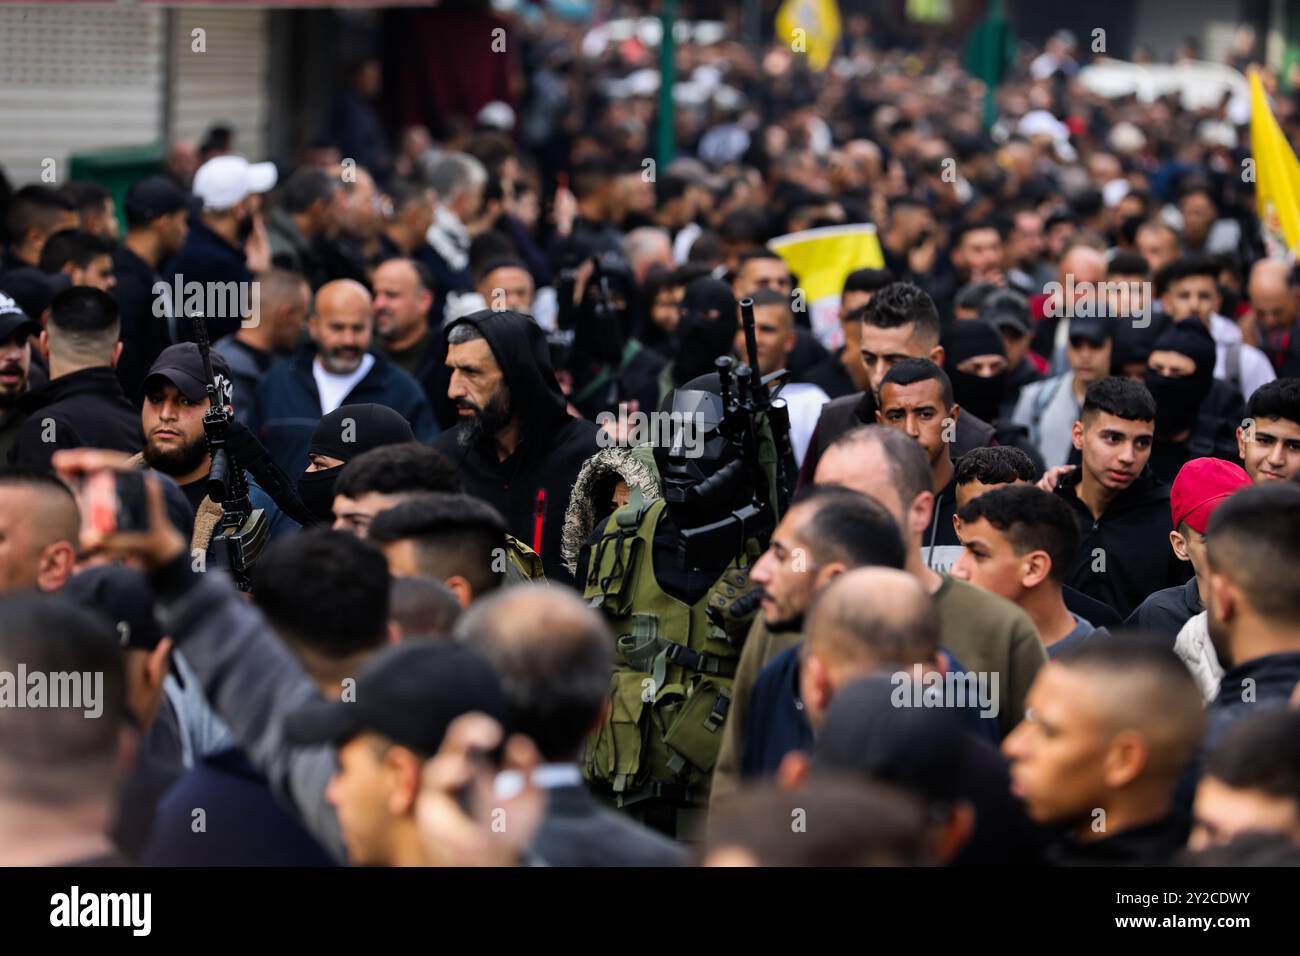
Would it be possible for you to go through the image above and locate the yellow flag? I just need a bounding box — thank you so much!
[768,223,884,348]
[776,0,841,73]
[1250,70,1300,254]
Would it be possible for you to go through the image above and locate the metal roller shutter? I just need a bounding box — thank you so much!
[169,7,270,161]
[0,4,165,183]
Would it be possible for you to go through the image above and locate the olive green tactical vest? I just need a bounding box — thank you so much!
[582,498,759,807]
[502,534,546,584]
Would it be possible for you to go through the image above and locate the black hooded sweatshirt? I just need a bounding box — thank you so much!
[431,310,600,584]
[1054,466,1192,619]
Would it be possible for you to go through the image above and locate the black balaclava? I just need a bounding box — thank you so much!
[672,278,739,386]
[943,319,1008,423]
[652,372,750,531]
[1110,313,1168,373]
[297,403,415,523]
[1144,319,1217,438]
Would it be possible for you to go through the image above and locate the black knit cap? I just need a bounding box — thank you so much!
[944,319,1007,366]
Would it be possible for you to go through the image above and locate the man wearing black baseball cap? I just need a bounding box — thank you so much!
[113,176,197,398]
[0,293,40,463]
[979,289,1043,415]
[133,342,299,551]
[287,641,511,866]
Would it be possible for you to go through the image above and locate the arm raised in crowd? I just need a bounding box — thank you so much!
[51,449,348,864]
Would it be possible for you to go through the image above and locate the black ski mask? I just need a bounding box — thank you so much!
[943,319,1008,423]
[653,374,749,531]
[672,278,739,387]
[297,403,416,523]
[1144,319,1217,438]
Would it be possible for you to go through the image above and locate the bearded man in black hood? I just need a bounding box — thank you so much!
[432,309,600,583]
[1144,318,1244,483]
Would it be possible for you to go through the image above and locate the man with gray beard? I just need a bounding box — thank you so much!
[431,309,599,583]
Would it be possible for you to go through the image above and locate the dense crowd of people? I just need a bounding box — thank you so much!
[1,10,1299,868]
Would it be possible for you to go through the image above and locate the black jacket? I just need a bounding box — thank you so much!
[530,782,687,867]
[802,348,859,399]
[112,244,173,401]
[11,366,142,470]
[1205,652,1300,754]
[249,345,438,476]
[1054,467,1192,620]
[431,311,600,584]
[163,217,254,343]
[1124,577,1203,646]
[799,388,997,487]
[1047,813,1189,866]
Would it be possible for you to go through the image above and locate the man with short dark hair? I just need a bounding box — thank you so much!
[877,357,963,572]
[813,425,1047,738]
[801,282,998,484]
[11,287,141,470]
[804,267,893,399]
[114,175,195,397]
[1238,377,1300,482]
[1003,636,1207,865]
[954,445,1037,509]
[1189,709,1300,850]
[367,491,509,607]
[0,594,130,865]
[1048,376,1191,618]
[735,288,830,465]
[953,485,1092,658]
[267,167,342,290]
[1201,483,1300,750]
[2,185,79,277]
[213,269,311,422]
[38,229,116,292]
[712,486,907,799]
[330,441,461,536]
[454,586,688,866]
[62,181,119,241]
[142,529,391,866]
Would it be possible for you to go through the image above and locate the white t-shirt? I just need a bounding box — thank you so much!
[1209,313,1276,404]
[312,353,375,415]
[779,381,831,468]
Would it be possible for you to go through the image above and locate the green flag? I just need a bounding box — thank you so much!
[964,0,1015,132]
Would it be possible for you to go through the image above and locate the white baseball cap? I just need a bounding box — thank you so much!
[192,155,278,211]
